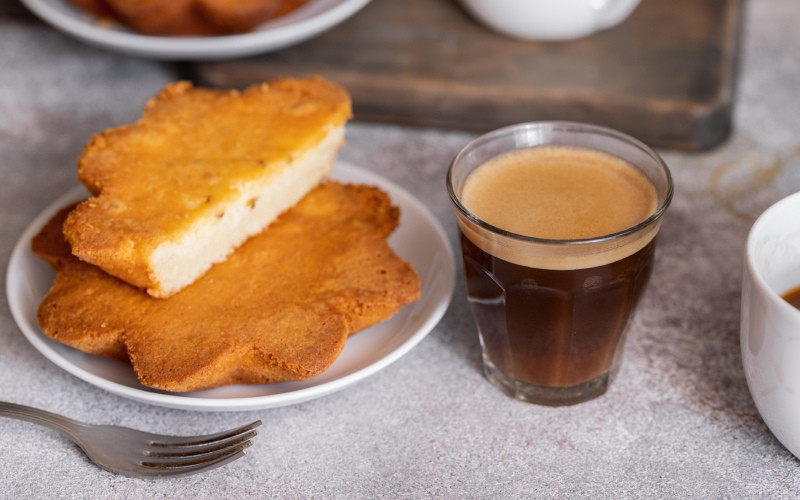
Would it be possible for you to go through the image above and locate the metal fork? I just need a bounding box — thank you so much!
[0,401,261,478]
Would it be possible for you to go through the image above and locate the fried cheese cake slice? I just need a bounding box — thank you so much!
[63,77,351,298]
[35,182,421,392]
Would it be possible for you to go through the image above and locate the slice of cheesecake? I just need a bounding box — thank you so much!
[63,76,351,297]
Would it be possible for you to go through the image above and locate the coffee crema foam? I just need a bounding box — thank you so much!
[458,146,660,270]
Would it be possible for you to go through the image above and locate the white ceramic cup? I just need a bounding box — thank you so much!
[459,0,642,41]
[741,191,800,459]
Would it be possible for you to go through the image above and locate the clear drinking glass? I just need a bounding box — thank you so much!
[447,122,673,405]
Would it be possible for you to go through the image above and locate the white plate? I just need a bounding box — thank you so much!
[6,162,455,411]
[20,0,372,60]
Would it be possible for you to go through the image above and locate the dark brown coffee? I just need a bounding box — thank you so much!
[783,286,800,310]
[461,234,655,390]
[456,145,661,403]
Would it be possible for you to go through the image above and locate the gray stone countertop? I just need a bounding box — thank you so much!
[2,0,800,498]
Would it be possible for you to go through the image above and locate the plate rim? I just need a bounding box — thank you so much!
[19,0,373,60]
[6,161,455,411]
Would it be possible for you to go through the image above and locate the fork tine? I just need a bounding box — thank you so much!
[141,440,253,468]
[138,442,253,478]
[147,420,262,447]
[145,429,258,458]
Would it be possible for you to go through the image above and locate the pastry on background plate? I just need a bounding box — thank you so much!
[103,0,220,36]
[68,0,310,35]
[197,0,309,33]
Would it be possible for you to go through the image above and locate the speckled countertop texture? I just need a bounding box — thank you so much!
[2,0,800,498]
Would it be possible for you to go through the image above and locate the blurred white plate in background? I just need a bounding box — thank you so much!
[20,0,371,60]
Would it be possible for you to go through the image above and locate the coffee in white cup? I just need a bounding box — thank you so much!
[741,191,800,459]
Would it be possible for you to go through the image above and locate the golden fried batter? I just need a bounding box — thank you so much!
[70,0,309,35]
[197,0,308,33]
[64,77,351,298]
[104,0,220,36]
[33,204,132,361]
[68,0,117,20]
[35,182,421,392]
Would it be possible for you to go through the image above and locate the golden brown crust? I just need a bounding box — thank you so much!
[35,182,421,392]
[197,0,308,33]
[71,0,309,36]
[68,0,118,19]
[63,77,352,296]
[104,0,221,36]
[34,204,132,362]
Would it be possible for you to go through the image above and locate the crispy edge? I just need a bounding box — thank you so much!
[33,204,130,362]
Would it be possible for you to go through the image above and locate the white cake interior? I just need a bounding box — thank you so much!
[148,125,345,297]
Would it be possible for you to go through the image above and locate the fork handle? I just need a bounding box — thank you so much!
[0,402,83,440]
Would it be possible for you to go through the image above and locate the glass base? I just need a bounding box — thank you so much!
[482,355,610,406]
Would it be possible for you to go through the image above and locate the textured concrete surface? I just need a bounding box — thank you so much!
[2,0,800,498]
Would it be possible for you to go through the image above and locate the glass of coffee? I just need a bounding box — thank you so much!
[447,122,673,406]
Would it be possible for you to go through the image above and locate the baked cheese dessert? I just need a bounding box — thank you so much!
[63,77,351,297]
[35,182,421,392]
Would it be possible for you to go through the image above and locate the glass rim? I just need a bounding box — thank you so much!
[446,121,674,246]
